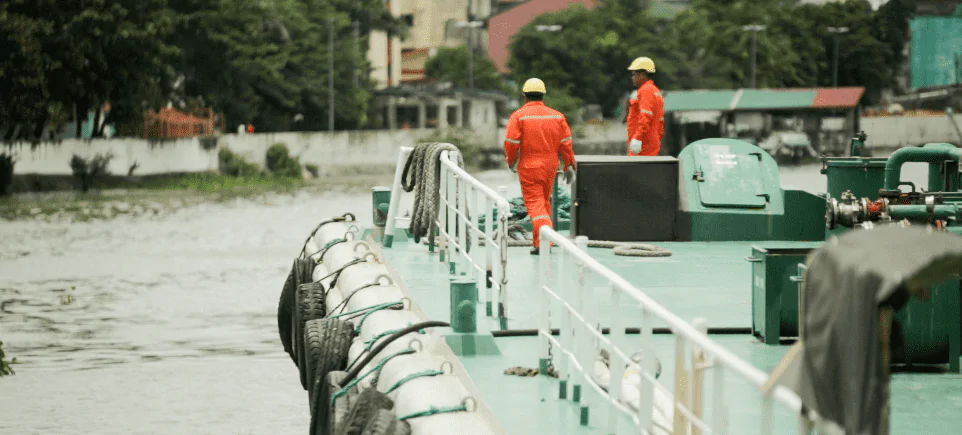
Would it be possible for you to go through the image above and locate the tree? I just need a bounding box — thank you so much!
[425,45,513,95]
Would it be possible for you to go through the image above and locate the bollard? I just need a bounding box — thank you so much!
[450,278,478,333]
[366,186,393,243]
[444,277,501,357]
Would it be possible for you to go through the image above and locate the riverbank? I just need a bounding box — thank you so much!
[0,173,394,222]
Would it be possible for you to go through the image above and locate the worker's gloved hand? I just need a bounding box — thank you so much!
[509,160,518,173]
[563,168,574,184]
[629,139,642,154]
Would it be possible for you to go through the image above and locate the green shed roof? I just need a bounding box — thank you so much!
[735,89,817,110]
[663,90,737,112]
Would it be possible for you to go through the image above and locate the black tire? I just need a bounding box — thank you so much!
[291,258,315,364]
[335,388,395,435]
[277,261,298,364]
[304,318,355,408]
[312,371,356,435]
[360,409,394,435]
[297,282,327,390]
[391,420,411,435]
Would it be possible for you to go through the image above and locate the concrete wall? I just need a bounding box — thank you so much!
[860,114,962,149]
[8,128,482,177]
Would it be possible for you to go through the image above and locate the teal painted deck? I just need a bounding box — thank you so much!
[380,235,962,434]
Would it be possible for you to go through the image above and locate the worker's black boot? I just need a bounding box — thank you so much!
[530,246,540,256]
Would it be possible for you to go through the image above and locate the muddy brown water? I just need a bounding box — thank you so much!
[0,164,929,434]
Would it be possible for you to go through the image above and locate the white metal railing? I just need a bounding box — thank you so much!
[437,150,512,322]
[538,227,817,435]
[383,146,512,322]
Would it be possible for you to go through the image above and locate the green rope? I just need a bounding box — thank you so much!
[307,238,347,263]
[384,369,444,394]
[345,324,424,371]
[329,301,401,320]
[397,404,469,421]
[353,301,404,334]
[331,347,416,407]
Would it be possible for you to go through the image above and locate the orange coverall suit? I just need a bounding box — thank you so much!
[626,79,665,156]
[504,101,576,248]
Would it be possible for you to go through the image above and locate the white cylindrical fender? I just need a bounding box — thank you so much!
[309,218,501,435]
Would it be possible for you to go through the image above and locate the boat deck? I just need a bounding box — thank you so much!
[380,234,962,434]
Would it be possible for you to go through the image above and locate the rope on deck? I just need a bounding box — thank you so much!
[401,142,471,249]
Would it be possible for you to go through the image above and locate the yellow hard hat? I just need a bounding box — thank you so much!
[628,57,656,73]
[522,78,546,94]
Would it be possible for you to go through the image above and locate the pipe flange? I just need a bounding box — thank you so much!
[926,195,936,222]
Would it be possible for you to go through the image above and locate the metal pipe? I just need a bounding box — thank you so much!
[883,145,961,192]
[887,204,959,220]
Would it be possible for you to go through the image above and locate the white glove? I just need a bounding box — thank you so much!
[629,139,642,154]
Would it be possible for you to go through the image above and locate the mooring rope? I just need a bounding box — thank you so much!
[401,142,471,250]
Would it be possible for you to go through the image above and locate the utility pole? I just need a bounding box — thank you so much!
[827,27,850,88]
[742,25,766,89]
[353,20,360,88]
[454,20,484,89]
[329,17,335,132]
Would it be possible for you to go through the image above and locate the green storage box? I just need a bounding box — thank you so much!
[820,157,888,200]
[749,245,820,345]
[891,278,961,372]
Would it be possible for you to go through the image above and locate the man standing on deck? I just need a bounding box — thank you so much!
[503,78,577,256]
[626,57,665,156]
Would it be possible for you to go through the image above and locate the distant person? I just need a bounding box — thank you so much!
[626,57,665,156]
[503,78,576,255]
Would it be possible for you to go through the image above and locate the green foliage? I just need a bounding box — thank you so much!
[265,143,303,179]
[304,163,320,178]
[508,0,916,114]
[425,46,513,95]
[218,148,263,177]
[69,153,113,193]
[0,152,14,196]
[0,340,14,376]
[543,87,583,126]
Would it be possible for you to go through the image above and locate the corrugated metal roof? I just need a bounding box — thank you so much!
[663,90,736,112]
[811,87,865,108]
[735,89,817,110]
[665,87,865,112]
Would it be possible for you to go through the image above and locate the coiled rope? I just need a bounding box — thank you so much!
[474,226,672,257]
[401,142,471,249]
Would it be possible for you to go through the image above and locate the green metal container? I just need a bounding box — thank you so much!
[891,278,961,372]
[821,157,888,200]
[749,245,820,345]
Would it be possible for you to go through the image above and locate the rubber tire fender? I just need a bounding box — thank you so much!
[296,282,327,390]
[290,258,316,365]
[277,260,298,364]
[334,388,395,435]
[360,409,411,435]
[312,371,356,435]
[305,318,356,410]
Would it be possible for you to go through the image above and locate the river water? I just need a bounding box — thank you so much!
[0,164,929,434]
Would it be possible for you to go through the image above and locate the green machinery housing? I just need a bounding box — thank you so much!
[753,136,962,372]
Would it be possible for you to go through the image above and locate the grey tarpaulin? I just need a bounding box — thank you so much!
[764,225,962,435]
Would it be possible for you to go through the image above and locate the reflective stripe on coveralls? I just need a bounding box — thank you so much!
[504,101,576,248]
[626,79,665,156]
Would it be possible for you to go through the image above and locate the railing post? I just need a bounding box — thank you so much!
[637,307,654,431]
[712,364,728,435]
[383,147,412,248]
[673,334,689,434]
[608,279,624,435]
[497,185,509,330]
[471,185,481,292]
[484,195,493,317]
[457,157,468,276]
[437,154,448,259]
[446,166,457,275]
[539,228,551,376]
[692,318,708,435]
[574,235,590,427]
[557,232,570,400]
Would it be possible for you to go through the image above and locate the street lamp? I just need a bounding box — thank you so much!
[454,20,484,89]
[827,26,850,88]
[742,24,766,89]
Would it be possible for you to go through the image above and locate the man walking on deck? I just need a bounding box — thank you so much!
[626,57,664,156]
[503,78,577,255]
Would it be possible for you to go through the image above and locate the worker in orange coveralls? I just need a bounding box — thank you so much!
[503,78,577,255]
[626,57,665,156]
